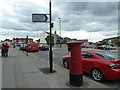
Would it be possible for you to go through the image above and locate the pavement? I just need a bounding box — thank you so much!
[2,47,115,89]
[0,49,2,89]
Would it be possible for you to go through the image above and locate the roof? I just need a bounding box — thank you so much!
[45,31,55,36]
[44,31,60,37]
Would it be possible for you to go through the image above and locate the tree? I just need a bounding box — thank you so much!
[56,37,68,44]
[56,39,60,44]
[61,38,68,44]
[45,35,54,46]
[115,38,120,46]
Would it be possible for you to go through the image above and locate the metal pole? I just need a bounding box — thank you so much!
[26,36,28,56]
[37,30,38,39]
[58,18,61,48]
[49,0,53,72]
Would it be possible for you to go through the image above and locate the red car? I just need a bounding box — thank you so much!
[62,49,120,81]
[26,43,39,52]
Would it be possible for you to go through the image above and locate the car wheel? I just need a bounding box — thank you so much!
[63,60,69,69]
[92,68,103,81]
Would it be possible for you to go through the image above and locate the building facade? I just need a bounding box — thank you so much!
[40,32,49,44]
[12,38,33,45]
[96,36,120,46]
[77,39,89,45]
[40,31,59,44]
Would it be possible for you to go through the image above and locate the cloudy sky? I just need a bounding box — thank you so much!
[0,0,119,42]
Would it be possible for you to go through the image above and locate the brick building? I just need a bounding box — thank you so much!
[12,38,33,45]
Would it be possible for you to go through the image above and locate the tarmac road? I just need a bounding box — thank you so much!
[32,48,120,89]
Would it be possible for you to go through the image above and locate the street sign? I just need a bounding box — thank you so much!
[32,14,48,22]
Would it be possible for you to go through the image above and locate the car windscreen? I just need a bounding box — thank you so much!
[95,51,119,60]
[43,44,48,47]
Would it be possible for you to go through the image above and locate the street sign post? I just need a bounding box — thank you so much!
[32,14,48,22]
[32,0,54,73]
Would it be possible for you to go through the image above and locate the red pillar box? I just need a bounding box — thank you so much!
[67,41,83,87]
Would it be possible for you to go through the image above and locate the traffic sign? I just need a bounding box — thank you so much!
[32,14,48,22]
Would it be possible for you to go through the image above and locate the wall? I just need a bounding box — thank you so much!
[40,32,48,44]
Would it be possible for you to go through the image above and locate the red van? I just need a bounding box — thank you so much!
[26,43,39,52]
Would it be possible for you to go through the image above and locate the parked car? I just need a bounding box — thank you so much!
[97,45,113,50]
[19,43,27,51]
[39,44,49,51]
[26,43,39,52]
[81,45,96,48]
[62,49,120,81]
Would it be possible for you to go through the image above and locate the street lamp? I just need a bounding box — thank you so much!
[58,18,61,48]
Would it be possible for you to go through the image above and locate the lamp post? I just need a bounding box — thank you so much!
[37,30,38,39]
[58,18,61,48]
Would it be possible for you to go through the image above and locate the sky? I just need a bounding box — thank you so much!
[0,0,119,42]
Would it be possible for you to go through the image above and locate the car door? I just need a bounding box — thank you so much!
[82,52,95,73]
